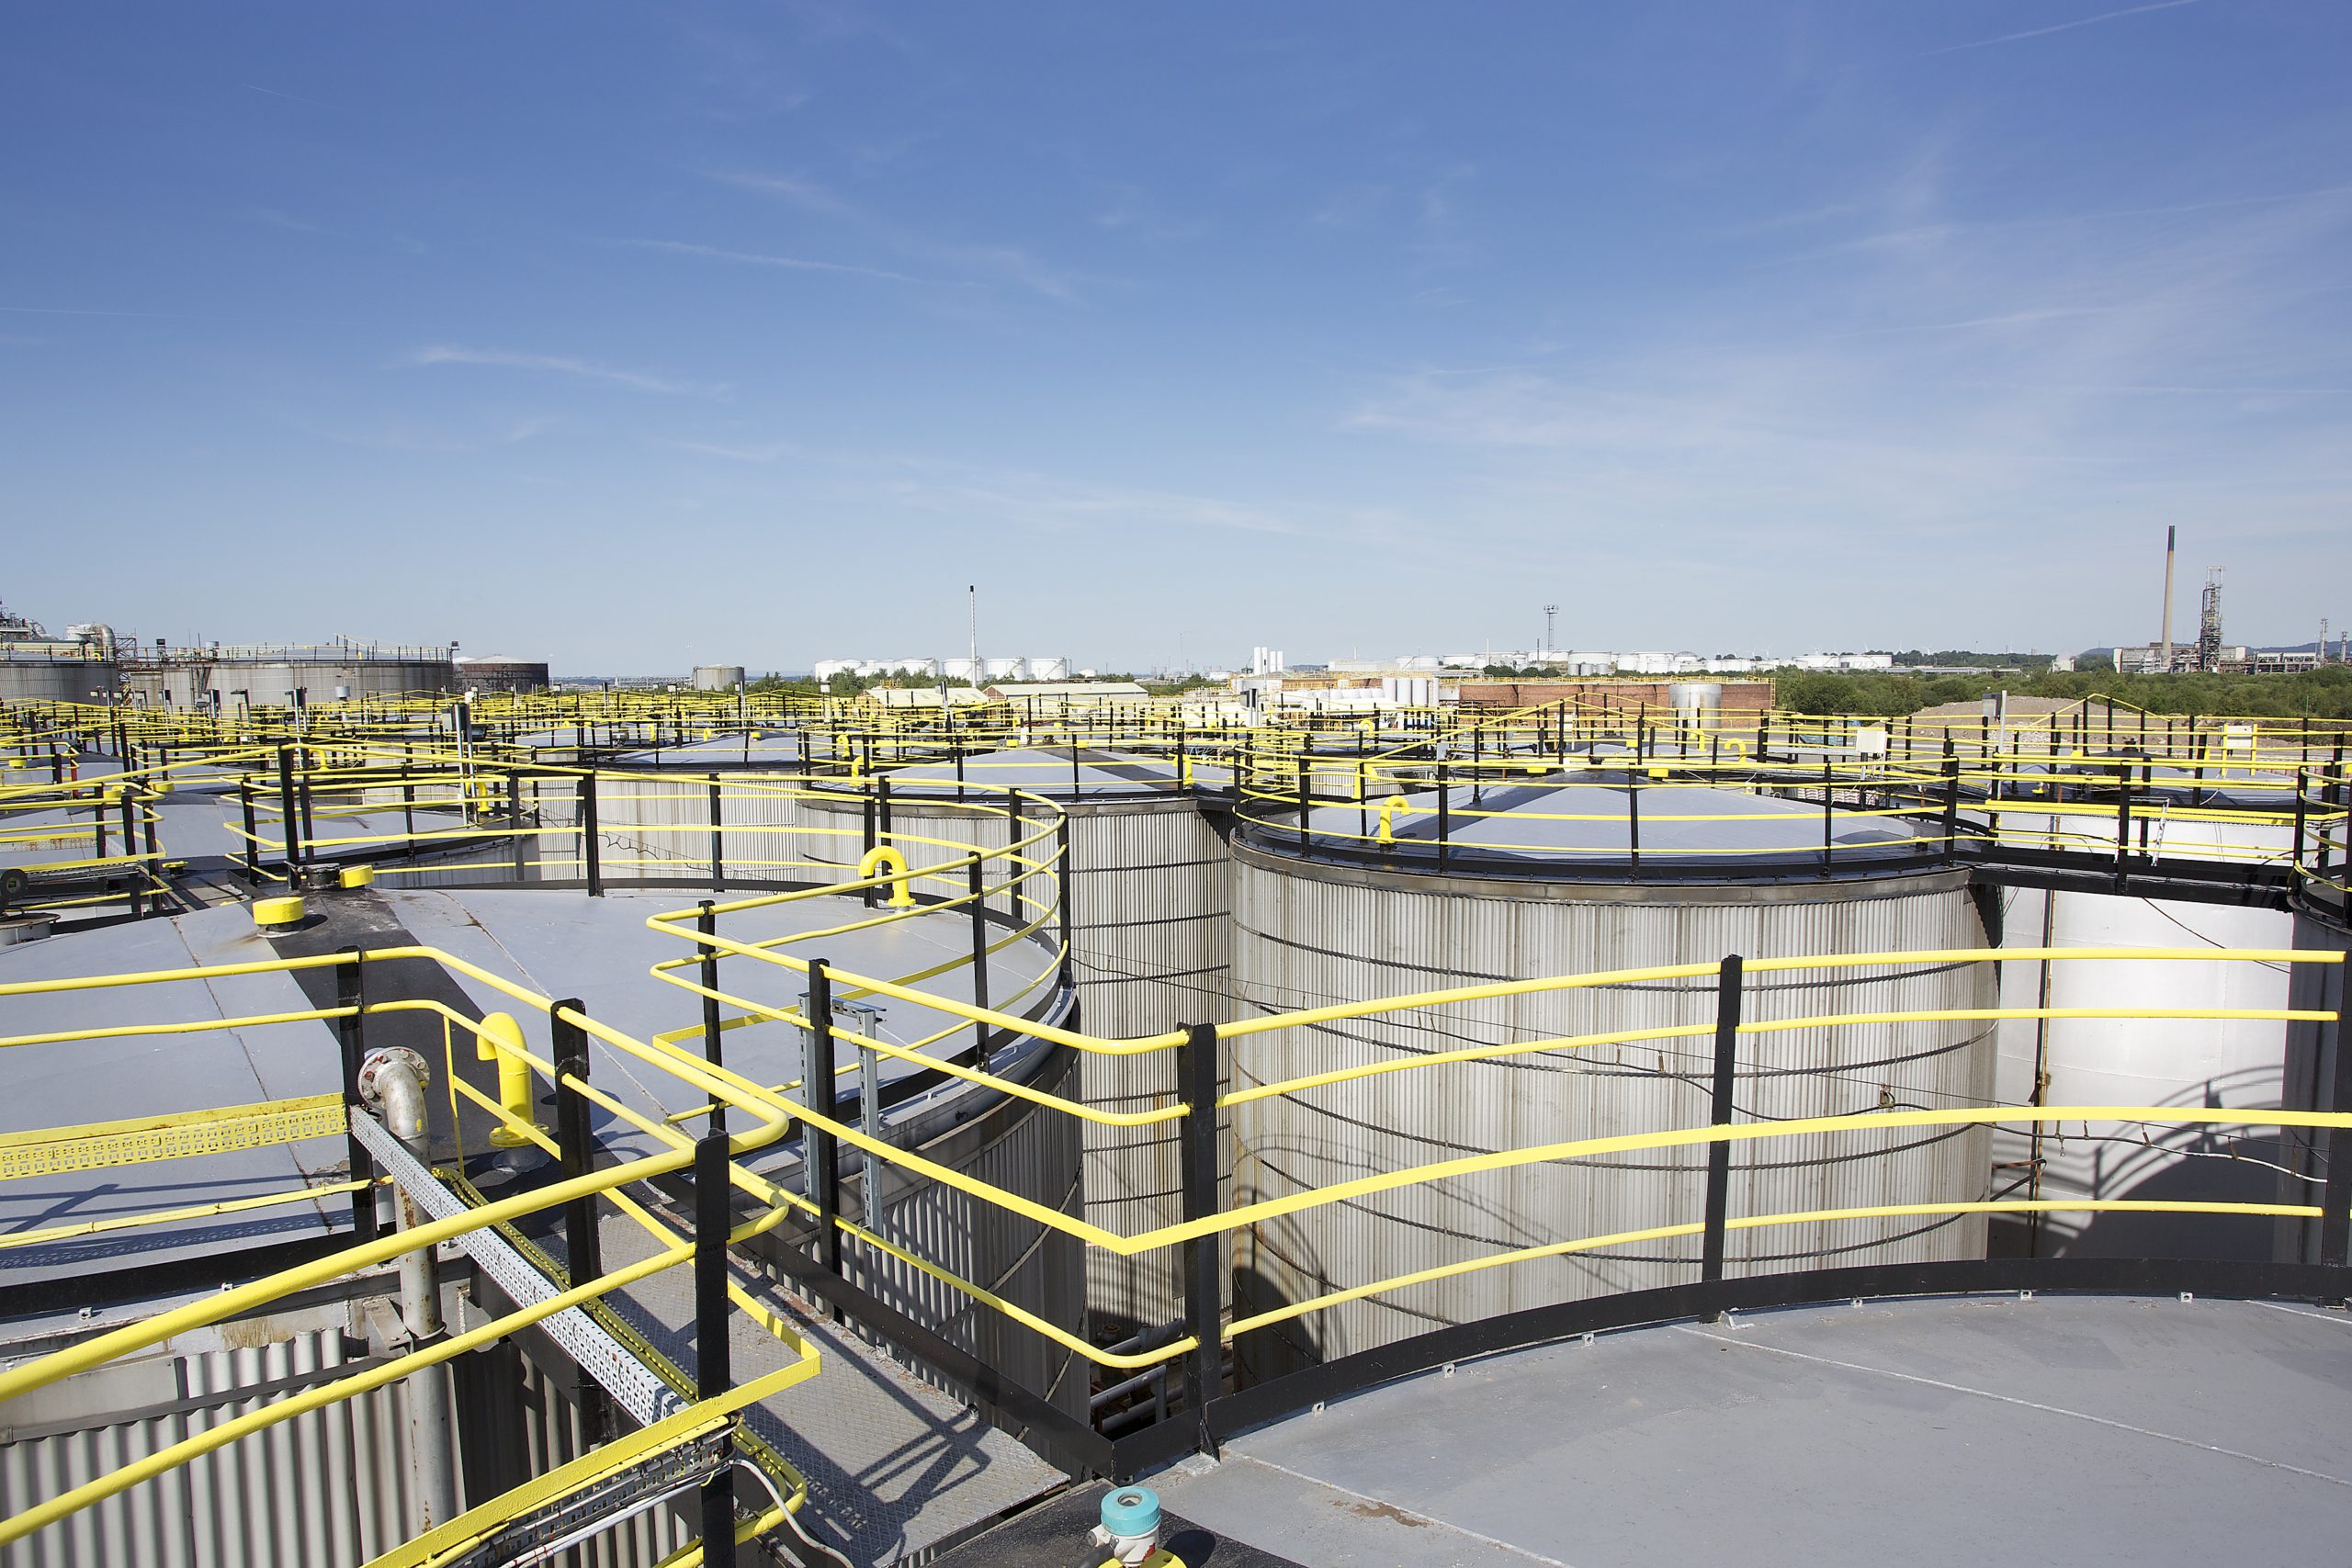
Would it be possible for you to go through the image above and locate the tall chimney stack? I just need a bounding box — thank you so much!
[2158,525,2177,671]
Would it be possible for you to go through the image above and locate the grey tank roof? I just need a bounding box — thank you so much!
[1300,771,1917,870]
[876,746,1199,798]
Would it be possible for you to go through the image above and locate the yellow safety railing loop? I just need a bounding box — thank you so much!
[855,843,918,907]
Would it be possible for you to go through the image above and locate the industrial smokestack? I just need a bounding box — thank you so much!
[2158,526,2177,671]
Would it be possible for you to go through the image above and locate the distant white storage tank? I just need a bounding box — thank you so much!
[693,664,746,691]
[982,656,1029,681]
[1028,655,1071,682]
[942,657,983,683]
[1227,772,1996,1378]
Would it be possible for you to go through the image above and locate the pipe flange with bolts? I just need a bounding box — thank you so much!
[357,1048,433,1108]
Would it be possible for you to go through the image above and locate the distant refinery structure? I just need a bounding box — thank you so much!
[2110,531,2336,674]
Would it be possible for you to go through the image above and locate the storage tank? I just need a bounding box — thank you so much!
[812,748,1236,1341]
[124,649,455,706]
[2275,903,2350,1266]
[0,649,120,704]
[1227,767,1996,1378]
[453,656,551,694]
[1668,681,1723,729]
[692,664,746,692]
[1988,800,2297,1260]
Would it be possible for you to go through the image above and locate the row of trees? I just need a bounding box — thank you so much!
[1774,665,2352,719]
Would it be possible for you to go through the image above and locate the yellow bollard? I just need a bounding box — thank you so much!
[474,1011,543,1148]
[252,895,305,928]
[858,844,918,907]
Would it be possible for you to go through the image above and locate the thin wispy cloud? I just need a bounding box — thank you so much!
[249,208,327,236]
[704,171,850,214]
[1339,171,2352,557]
[1093,182,1208,242]
[608,238,934,286]
[312,414,556,453]
[1309,184,1388,227]
[1925,0,2200,57]
[661,437,797,463]
[242,83,330,108]
[705,169,1080,300]
[1771,182,2352,265]
[401,345,721,396]
[866,457,1412,547]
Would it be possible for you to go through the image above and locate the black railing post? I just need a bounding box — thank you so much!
[695,1128,739,1568]
[138,795,161,907]
[1178,1021,1224,1457]
[240,780,260,885]
[1435,760,1451,874]
[803,960,844,1288]
[707,773,723,889]
[967,857,991,1055]
[1701,954,1744,1289]
[119,790,141,918]
[2318,963,2352,1269]
[1627,771,1642,879]
[2317,747,2342,892]
[1056,814,1077,989]
[401,765,417,861]
[1295,754,1312,853]
[277,745,303,869]
[1820,758,1834,874]
[578,774,602,896]
[1941,738,1960,855]
[549,993,616,1439]
[334,947,378,1244]
[860,795,877,909]
[2290,767,2309,886]
[507,772,526,882]
[551,1001,602,1288]
[698,900,728,1141]
[298,749,318,861]
[2114,760,2134,889]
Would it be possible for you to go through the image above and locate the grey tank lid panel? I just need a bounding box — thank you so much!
[1143,1293,2352,1567]
[0,905,346,1289]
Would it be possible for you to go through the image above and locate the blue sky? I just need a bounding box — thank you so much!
[5,2,2347,673]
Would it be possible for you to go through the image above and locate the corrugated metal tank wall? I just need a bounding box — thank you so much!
[590,773,814,885]
[124,661,454,708]
[1060,799,1233,1338]
[2276,908,2350,1265]
[0,1327,695,1568]
[777,1046,1090,1421]
[0,661,120,704]
[1989,815,2294,1260]
[807,791,1237,1336]
[1227,847,1995,1377]
[0,1330,422,1568]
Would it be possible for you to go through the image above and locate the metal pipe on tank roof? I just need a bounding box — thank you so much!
[358,1049,460,1530]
